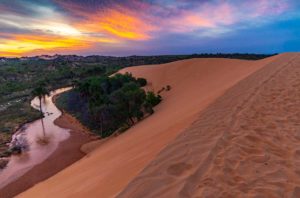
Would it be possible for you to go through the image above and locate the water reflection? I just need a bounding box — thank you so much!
[36,118,50,145]
[0,87,72,188]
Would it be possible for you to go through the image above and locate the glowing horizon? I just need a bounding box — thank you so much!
[1,0,300,57]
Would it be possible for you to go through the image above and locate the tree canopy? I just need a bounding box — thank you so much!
[75,73,161,137]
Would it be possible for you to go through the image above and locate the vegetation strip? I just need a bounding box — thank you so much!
[57,73,161,138]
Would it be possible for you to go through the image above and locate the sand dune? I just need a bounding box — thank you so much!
[118,53,300,197]
[19,55,281,198]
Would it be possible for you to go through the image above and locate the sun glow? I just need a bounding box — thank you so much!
[0,35,88,57]
[32,23,82,36]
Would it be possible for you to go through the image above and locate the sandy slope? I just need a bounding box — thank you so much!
[118,53,300,198]
[18,56,279,198]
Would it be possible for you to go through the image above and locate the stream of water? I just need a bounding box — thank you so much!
[0,87,71,188]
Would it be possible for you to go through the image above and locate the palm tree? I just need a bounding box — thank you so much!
[32,85,50,115]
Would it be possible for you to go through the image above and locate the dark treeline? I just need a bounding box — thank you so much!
[58,73,161,137]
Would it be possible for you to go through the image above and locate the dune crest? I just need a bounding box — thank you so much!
[118,53,300,197]
[19,55,280,198]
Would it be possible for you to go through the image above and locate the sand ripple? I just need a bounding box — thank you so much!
[118,53,300,197]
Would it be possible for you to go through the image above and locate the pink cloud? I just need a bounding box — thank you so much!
[241,0,290,18]
[55,0,292,38]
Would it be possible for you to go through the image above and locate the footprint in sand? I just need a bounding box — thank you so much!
[167,162,192,176]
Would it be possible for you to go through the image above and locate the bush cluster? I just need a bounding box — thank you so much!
[75,73,161,137]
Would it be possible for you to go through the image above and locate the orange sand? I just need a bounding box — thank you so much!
[18,55,282,197]
[118,53,300,197]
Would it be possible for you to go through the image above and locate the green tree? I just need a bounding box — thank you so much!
[110,82,146,126]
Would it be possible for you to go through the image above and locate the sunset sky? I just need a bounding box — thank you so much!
[1,0,300,57]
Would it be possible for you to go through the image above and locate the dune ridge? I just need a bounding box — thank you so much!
[18,55,280,198]
[118,53,300,197]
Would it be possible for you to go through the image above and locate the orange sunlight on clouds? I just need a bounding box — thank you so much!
[0,35,89,57]
[77,8,156,40]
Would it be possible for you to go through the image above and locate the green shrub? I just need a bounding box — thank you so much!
[166,85,171,91]
[145,91,162,107]
[136,78,147,87]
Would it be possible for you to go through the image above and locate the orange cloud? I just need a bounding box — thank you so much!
[100,9,155,40]
[76,8,157,40]
[56,1,157,40]
[0,34,89,57]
